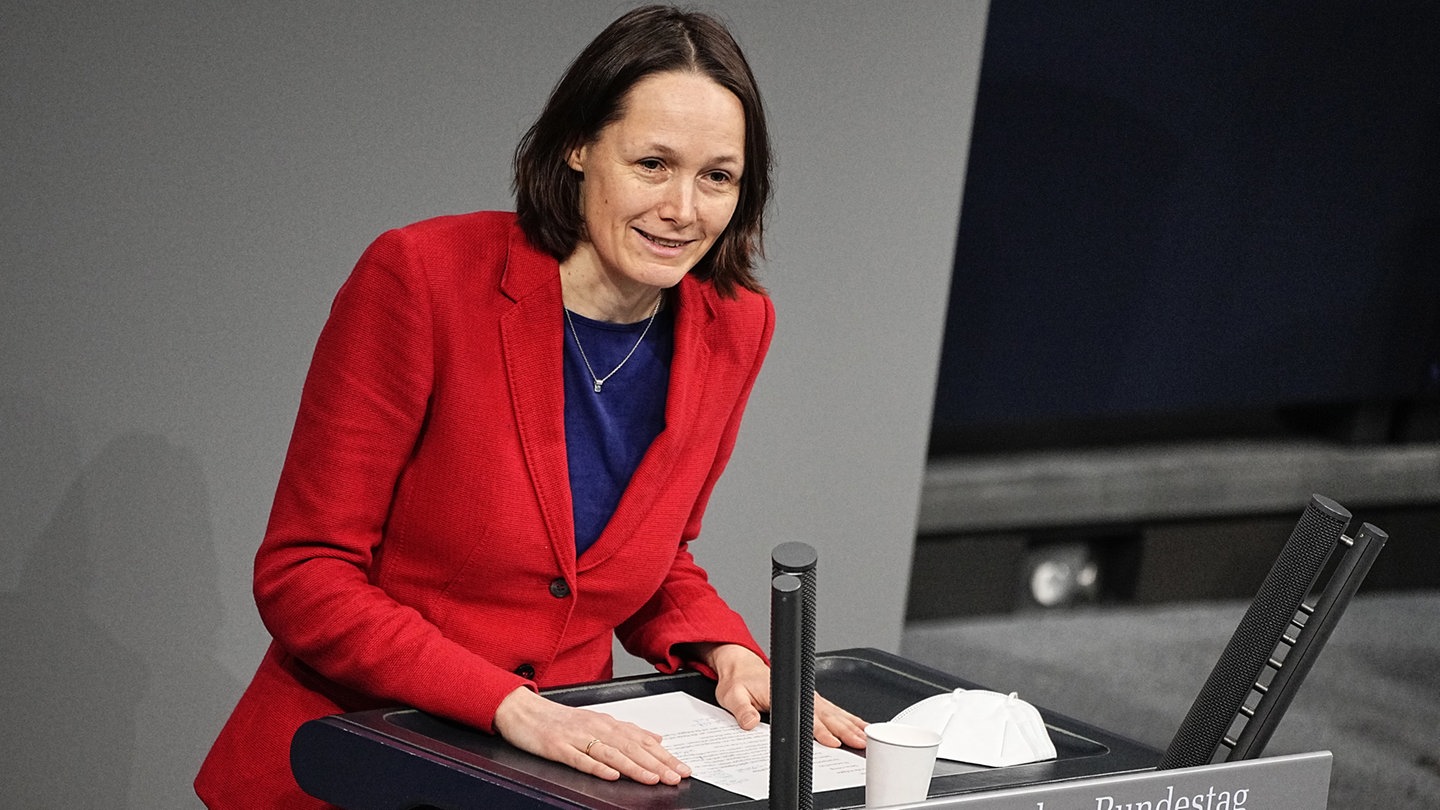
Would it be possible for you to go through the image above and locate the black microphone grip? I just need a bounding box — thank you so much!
[769,573,804,810]
[771,542,817,810]
[1158,494,1348,769]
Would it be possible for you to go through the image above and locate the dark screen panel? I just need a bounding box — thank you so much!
[932,1,1440,452]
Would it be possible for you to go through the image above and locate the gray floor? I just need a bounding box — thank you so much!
[900,590,1440,810]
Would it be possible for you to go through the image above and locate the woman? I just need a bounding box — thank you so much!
[196,6,865,808]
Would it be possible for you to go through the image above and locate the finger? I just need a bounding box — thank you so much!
[572,739,622,781]
[732,702,762,730]
[812,720,843,748]
[615,735,692,784]
[715,685,764,730]
[814,712,867,748]
[611,720,690,779]
[814,695,869,749]
[717,677,771,729]
[586,736,688,785]
[579,719,689,783]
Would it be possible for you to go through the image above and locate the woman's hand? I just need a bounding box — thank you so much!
[811,690,869,749]
[693,642,869,749]
[493,686,691,785]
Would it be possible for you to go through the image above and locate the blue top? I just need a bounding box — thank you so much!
[562,305,674,556]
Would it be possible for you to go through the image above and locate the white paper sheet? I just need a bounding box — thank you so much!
[585,691,867,800]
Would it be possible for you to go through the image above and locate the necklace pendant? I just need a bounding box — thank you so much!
[593,381,604,393]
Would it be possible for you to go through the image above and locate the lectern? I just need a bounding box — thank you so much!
[292,649,1161,810]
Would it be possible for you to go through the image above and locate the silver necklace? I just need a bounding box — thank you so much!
[564,295,663,393]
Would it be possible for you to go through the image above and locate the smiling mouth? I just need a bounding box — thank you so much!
[636,228,692,249]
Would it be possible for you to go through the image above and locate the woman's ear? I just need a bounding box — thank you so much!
[566,143,588,174]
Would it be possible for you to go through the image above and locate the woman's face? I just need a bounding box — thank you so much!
[565,70,746,305]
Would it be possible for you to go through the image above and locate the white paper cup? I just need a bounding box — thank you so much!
[864,721,942,808]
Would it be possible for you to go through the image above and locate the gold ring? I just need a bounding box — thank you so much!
[584,738,602,757]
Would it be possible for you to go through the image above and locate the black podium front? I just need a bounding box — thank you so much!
[292,648,1160,810]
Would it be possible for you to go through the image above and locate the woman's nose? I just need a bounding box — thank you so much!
[657,180,698,226]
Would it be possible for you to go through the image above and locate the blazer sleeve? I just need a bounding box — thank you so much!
[252,228,530,733]
[615,293,776,675]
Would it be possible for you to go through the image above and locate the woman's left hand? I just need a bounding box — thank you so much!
[693,642,868,749]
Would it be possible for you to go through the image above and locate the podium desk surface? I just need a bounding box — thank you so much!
[292,648,1160,810]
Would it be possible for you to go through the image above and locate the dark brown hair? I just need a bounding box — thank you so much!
[513,5,771,297]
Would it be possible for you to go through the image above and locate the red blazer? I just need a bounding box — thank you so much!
[196,212,773,808]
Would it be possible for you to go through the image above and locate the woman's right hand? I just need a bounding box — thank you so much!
[492,686,691,785]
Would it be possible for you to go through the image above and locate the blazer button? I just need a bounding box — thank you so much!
[549,577,571,598]
[514,663,536,679]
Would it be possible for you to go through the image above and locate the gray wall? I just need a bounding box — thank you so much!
[0,1,987,806]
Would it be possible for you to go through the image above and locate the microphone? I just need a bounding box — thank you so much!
[1159,494,1349,769]
[770,542,818,810]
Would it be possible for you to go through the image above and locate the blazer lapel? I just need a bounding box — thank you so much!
[498,226,577,578]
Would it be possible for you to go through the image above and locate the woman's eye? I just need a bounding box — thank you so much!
[706,171,733,184]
